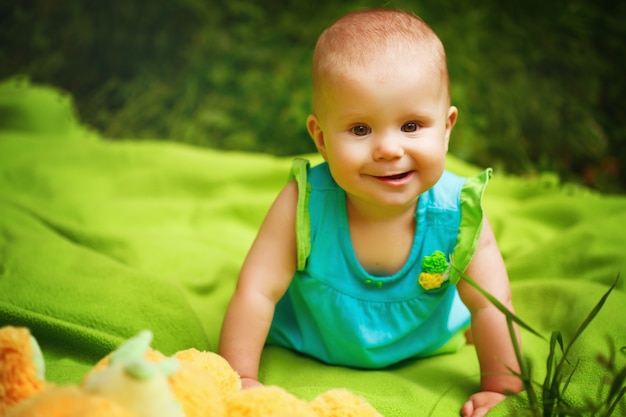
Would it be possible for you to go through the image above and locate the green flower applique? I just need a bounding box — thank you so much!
[418,250,450,290]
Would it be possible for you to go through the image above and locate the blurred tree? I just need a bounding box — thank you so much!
[1,0,624,191]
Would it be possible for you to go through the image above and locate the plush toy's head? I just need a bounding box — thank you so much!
[82,330,184,417]
[0,326,46,415]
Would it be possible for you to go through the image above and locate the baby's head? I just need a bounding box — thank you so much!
[307,9,457,208]
[311,9,450,117]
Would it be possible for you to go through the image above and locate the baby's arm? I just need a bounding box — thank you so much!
[218,180,299,389]
[457,216,522,417]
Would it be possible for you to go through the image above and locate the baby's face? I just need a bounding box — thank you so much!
[308,59,457,214]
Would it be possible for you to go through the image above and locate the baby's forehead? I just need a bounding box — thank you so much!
[320,45,443,85]
[312,48,449,116]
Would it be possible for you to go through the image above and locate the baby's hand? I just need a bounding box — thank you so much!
[460,391,507,417]
[241,377,264,390]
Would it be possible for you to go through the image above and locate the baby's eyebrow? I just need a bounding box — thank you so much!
[335,110,369,121]
[402,111,437,124]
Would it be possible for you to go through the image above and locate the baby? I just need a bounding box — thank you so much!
[219,8,521,417]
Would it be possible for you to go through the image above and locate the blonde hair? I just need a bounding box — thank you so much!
[311,9,450,113]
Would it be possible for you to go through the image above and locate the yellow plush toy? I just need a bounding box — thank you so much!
[0,326,46,415]
[0,327,382,417]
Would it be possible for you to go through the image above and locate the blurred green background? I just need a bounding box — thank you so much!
[2,0,624,192]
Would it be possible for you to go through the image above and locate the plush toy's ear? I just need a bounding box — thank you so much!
[0,326,46,415]
[110,330,154,366]
[28,334,45,382]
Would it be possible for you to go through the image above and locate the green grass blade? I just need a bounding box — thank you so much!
[503,318,543,416]
[546,276,619,416]
[543,331,564,417]
[607,365,626,406]
[456,267,546,341]
[559,358,580,402]
[561,275,619,361]
[604,386,626,417]
[548,274,621,409]
[508,318,524,375]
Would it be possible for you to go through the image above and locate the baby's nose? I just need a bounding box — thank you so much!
[373,134,404,160]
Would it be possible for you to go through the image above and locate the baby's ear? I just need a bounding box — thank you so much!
[444,106,458,149]
[307,114,327,159]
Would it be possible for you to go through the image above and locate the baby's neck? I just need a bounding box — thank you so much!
[346,195,418,223]
[346,198,418,276]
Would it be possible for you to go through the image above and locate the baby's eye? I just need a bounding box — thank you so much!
[401,122,419,133]
[351,125,371,136]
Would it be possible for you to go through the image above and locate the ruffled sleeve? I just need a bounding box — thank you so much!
[289,158,311,271]
[448,168,493,284]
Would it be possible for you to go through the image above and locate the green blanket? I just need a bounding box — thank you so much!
[1,77,625,416]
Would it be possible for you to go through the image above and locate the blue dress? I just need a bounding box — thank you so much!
[268,160,491,368]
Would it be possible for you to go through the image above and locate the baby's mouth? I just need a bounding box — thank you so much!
[376,172,411,180]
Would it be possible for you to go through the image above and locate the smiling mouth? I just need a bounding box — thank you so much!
[375,172,411,180]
